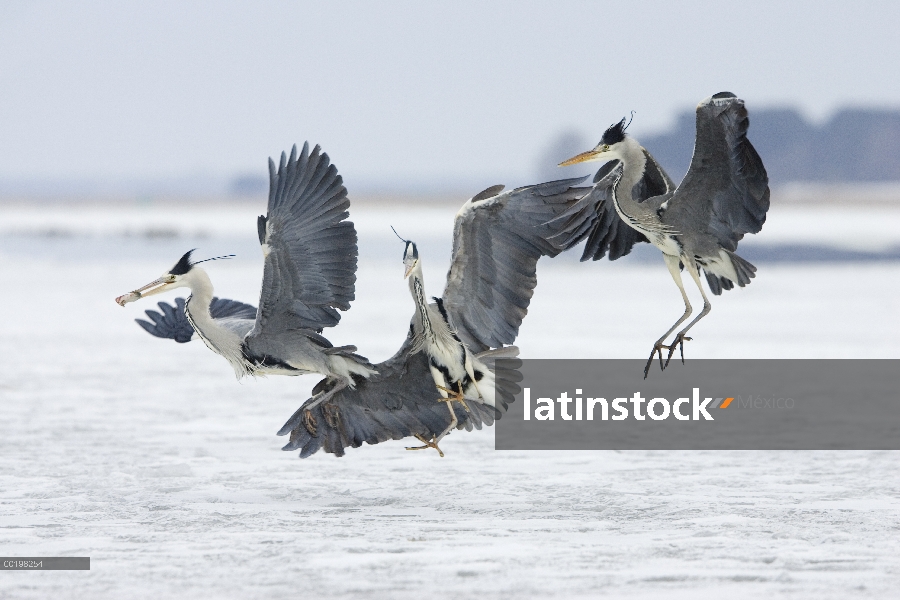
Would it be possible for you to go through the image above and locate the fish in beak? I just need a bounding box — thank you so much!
[115,276,177,306]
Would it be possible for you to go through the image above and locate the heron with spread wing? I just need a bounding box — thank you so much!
[116,143,375,405]
[552,92,770,377]
[278,177,588,457]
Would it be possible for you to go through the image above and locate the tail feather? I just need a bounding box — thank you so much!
[704,251,756,296]
[323,345,377,382]
[466,346,522,416]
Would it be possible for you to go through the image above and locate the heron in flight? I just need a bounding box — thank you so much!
[278,177,589,457]
[116,143,375,405]
[554,92,770,377]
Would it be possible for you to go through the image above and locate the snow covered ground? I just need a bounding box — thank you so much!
[1,201,899,598]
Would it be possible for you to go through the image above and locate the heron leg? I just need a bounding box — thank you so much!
[664,262,712,368]
[406,434,445,457]
[644,254,693,379]
[302,380,349,436]
[433,382,470,444]
[436,383,470,413]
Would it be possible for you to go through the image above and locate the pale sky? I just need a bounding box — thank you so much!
[1,0,898,191]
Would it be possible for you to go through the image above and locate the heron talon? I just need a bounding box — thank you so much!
[643,343,671,379]
[406,434,445,457]
[302,410,317,436]
[663,334,693,369]
[436,384,470,412]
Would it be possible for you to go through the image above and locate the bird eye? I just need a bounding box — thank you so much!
[603,145,609,151]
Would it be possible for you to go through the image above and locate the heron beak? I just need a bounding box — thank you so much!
[404,263,415,278]
[115,277,174,306]
[559,148,606,167]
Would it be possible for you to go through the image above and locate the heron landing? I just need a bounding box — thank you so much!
[116,143,375,404]
[278,177,590,457]
[554,92,770,377]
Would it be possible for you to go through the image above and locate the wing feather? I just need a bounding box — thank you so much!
[441,177,589,352]
[665,93,771,251]
[135,297,257,343]
[547,150,673,261]
[248,143,358,342]
[278,332,521,458]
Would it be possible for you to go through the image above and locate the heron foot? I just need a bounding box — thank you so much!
[302,410,317,436]
[643,342,674,379]
[664,333,693,369]
[436,384,470,412]
[406,434,445,457]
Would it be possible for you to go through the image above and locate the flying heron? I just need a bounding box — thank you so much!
[278,177,589,457]
[554,92,770,377]
[116,142,375,405]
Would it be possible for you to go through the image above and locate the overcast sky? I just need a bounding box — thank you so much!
[1,0,898,191]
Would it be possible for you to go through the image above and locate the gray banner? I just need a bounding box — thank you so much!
[494,360,900,450]
[1,557,90,570]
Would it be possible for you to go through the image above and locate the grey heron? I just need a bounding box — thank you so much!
[116,142,375,404]
[278,177,589,457]
[394,229,502,457]
[554,92,770,377]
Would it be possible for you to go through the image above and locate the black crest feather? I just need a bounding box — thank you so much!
[600,119,626,145]
[599,112,634,146]
[391,226,418,260]
[168,249,234,275]
[169,249,196,275]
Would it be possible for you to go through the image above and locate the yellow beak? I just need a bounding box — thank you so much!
[559,148,606,167]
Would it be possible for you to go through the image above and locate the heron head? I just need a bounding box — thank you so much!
[559,115,632,166]
[114,250,196,306]
[402,240,419,278]
[115,249,232,306]
[390,227,419,278]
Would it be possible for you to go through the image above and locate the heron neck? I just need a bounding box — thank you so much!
[611,139,649,213]
[181,268,245,376]
[407,264,434,340]
[407,262,458,356]
[182,267,215,322]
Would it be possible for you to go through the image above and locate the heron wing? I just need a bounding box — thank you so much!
[546,150,675,261]
[664,93,770,251]
[278,332,521,458]
[249,142,357,342]
[136,297,257,343]
[441,177,588,352]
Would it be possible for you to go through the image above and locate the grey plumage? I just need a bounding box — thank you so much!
[251,143,357,334]
[278,337,521,458]
[278,177,588,458]
[553,150,675,262]
[118,142,374,386]
[554,93,770,376]
[553,94,769,286]
[443,176,588,353]
[136,297,257,343]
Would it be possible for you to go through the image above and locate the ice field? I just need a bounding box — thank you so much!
[1,201,899,598]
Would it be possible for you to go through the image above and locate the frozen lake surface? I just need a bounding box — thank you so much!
[1,202,899,598]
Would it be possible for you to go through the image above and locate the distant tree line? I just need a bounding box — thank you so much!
[641,108,900,185]
[540,108,900,186]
